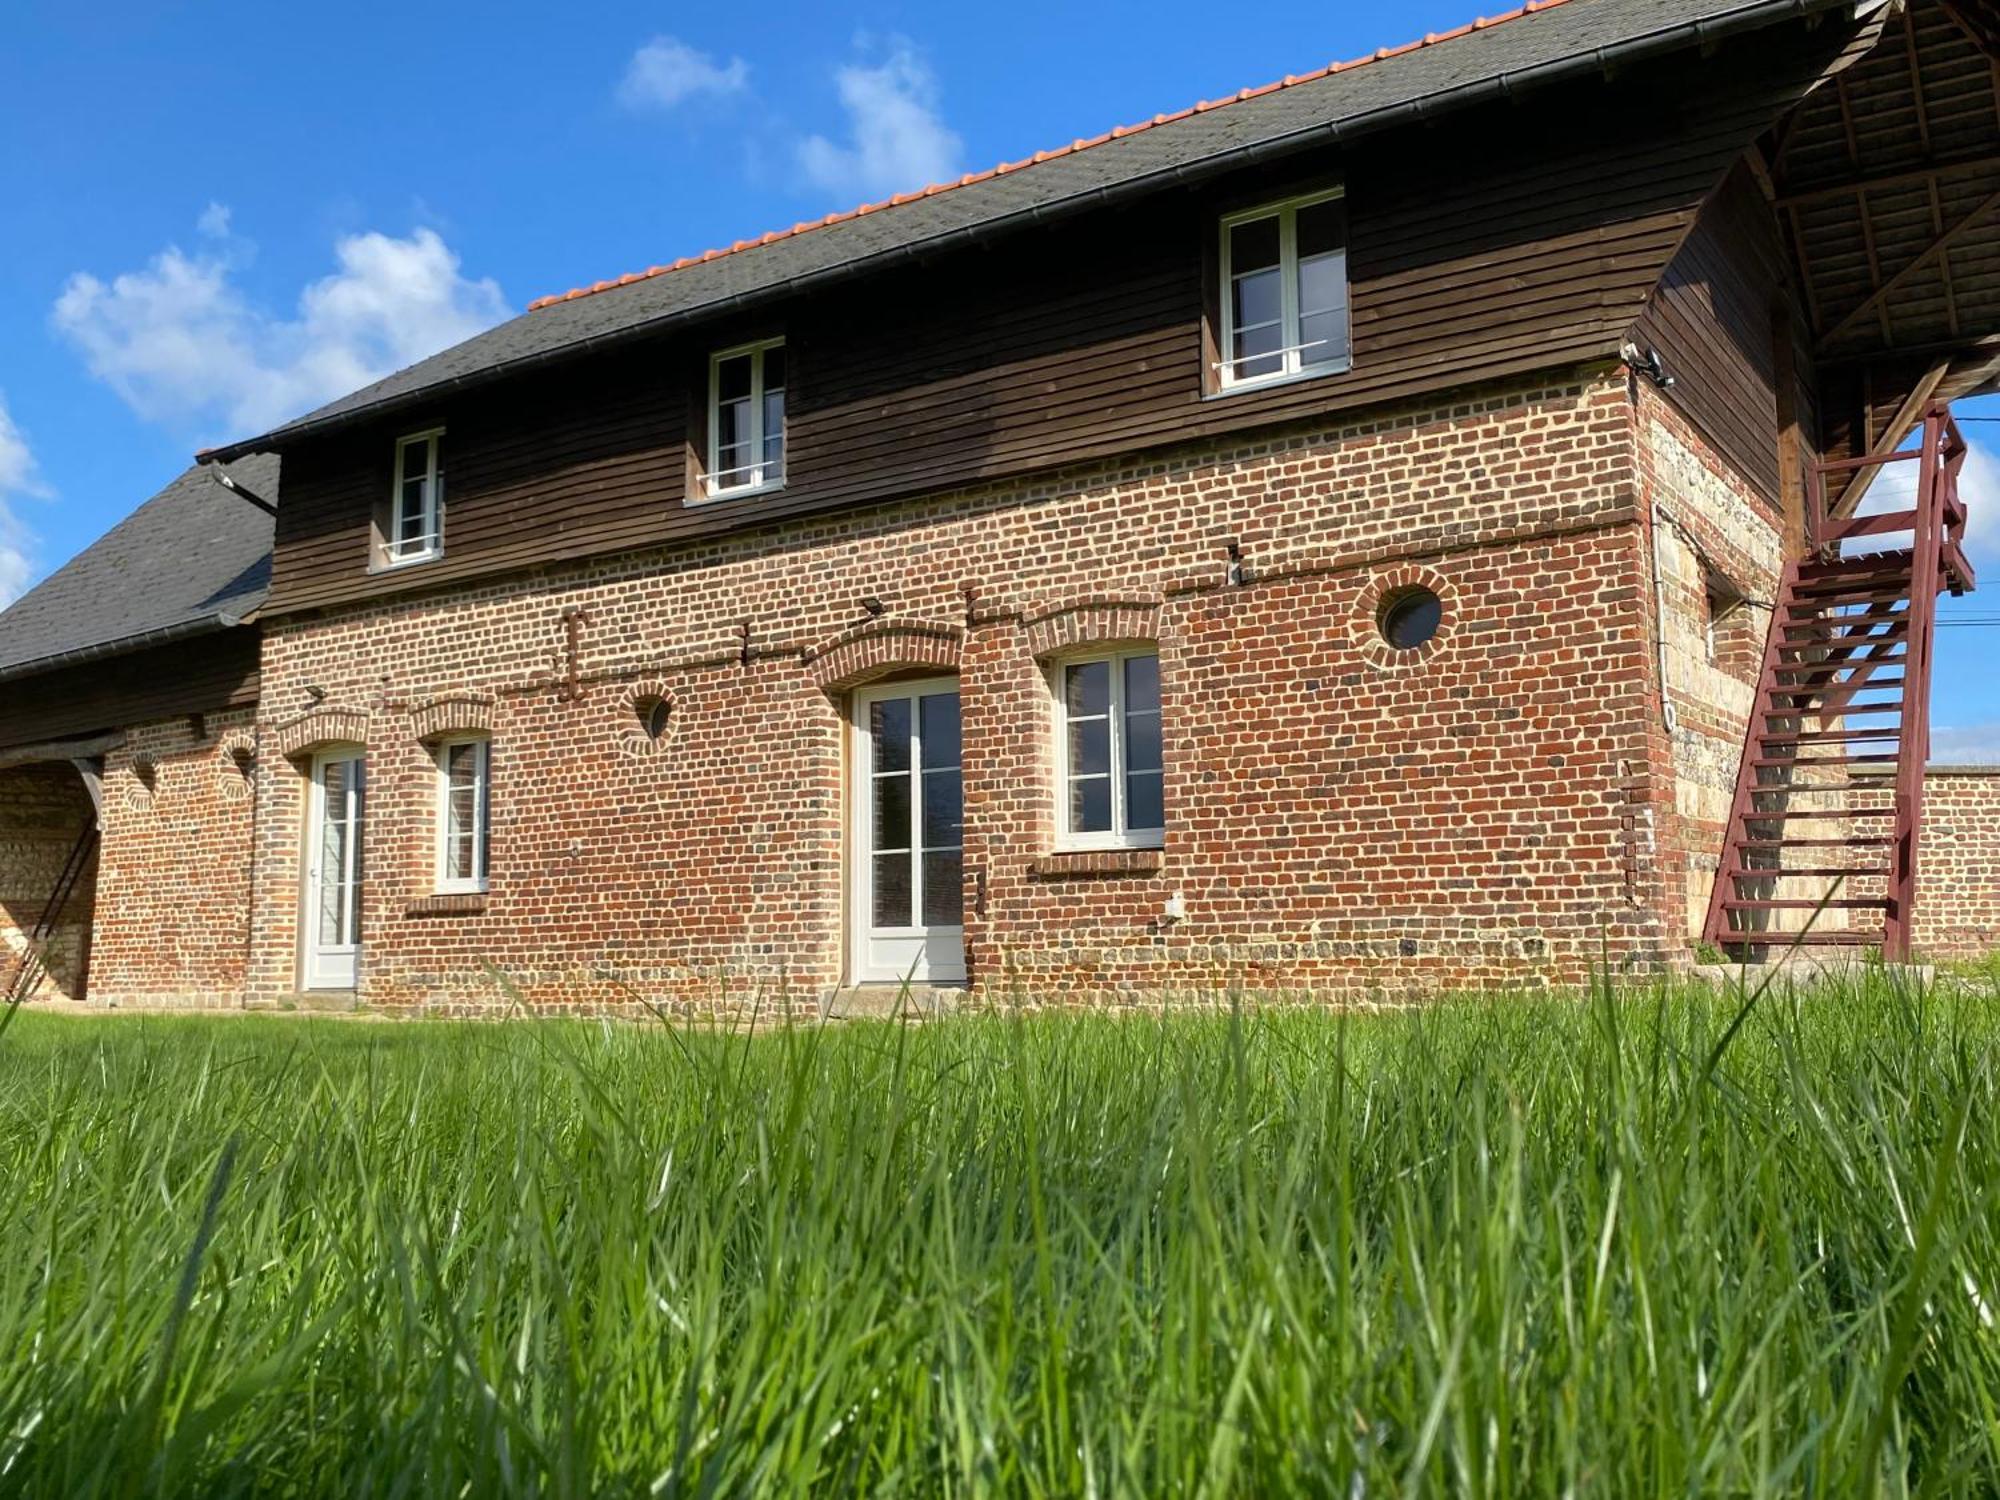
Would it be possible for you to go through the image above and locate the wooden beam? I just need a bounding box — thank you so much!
[1774,150,2000,209]
[1906,6,1933,155]
[1821,332,2000,366]
[68,759,103,823]
[1832,360,1951,517]
[0,732,123,773]
[1941,0,2000,61]
[1816,187,2000,351]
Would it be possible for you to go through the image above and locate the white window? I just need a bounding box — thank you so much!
[705,339,786,498]
[1055,649,1164,849]
[435,737,490,893]
[1218,188,1350,390]
[387,429,444,565]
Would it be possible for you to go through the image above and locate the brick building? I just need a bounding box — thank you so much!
[4,0,1997,1012]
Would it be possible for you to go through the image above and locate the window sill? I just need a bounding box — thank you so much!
[1030,847,1164,880]
[686,480,787,507]
[1206,358,1352,402]
[371,551,443,575]
[407,891,488,917]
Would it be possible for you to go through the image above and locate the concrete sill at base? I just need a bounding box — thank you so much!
[822,985,967,1020]
[406,892,490,917]
[244,990,364,1014]
[1029,847,1164,879]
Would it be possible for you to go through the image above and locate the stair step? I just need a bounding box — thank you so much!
[1723,899,1891,911]
[1744,812,1896,824]
[1792,568,1912,592]
[1717,930,1885,948]
[1778,629,1908,652]
[1781,603,1908,625]
[1784,591,1909,612]
[1735,836,1894,849]
[1760,703,1902,719]
[1776,658,1906,679]
[1758,728,1904,744]
[1723,865,1886,879]
[1748,781,1904,794]
[1770,677,1907,692]
[1750,755,1900,768]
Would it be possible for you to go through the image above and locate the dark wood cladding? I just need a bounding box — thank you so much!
[1633,164,1790,505]
[0,632,260,751]
[267,20,1856,617]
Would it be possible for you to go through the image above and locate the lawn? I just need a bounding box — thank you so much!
[0,973,1997,1496]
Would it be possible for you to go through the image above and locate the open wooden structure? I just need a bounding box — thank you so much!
[1699,0,1998,961]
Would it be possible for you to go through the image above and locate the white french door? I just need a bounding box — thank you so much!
[851,679,965,985]
[305,750,365,990]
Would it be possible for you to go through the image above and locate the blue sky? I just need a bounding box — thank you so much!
[1,0,1995,749]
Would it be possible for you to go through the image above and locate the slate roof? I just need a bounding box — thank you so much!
[0,453,278,680]
[206,0,1841,460]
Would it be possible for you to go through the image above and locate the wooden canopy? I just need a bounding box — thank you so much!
[1765,0,2000,461]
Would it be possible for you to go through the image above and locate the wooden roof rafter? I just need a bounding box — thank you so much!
[1769,0,2000,452]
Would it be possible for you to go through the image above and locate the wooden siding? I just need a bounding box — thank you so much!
[1633,163,1791,505]
[0,632,261,752]
[267,22,1856,617]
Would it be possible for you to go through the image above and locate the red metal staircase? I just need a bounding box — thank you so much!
[2,819,98,1007]
[1703,405,1975,962]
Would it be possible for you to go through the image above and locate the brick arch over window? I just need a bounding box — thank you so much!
[1023,597,1162,660]
[1351,563,1458,674]
[273,707,371,762]
[409,695,495,743]
[807,620,962,694]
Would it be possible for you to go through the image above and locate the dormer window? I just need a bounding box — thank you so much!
[705,339,785,499]
[387,429,444,565]
[1217,188,1350,391]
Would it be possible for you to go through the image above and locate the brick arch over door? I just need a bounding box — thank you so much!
[807,620,962,694]
[272,708,371,762]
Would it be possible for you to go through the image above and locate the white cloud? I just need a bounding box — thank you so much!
[0,394,45,609]
[618,36,749,110]
[196,201,232,239]
[52,213,510,440]
[797,38,963,201]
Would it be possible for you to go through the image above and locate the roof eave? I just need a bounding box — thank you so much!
[198,0,1851,464]
[0,610,251,686]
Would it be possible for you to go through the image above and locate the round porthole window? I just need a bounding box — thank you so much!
[637,696,672,741]
[1378,587,1443,652]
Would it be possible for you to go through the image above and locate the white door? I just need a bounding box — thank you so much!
[852,680,965,985]
[305,750,365,990]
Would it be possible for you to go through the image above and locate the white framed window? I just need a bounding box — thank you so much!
[386,428,445,565]
[435,736,490,893]
[704,338,786,499]
[1217,188,1350,391]
[1054,648,1164,849]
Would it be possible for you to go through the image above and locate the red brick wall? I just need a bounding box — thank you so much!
[86,711,258,1007]
[1915,767,2000,959]
[0,764,96,1001]
[244,371,1679,1012]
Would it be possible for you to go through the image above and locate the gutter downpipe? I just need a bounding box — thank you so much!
[198,0,1843,464]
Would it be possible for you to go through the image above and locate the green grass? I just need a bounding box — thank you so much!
[1,973,1997,1495]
